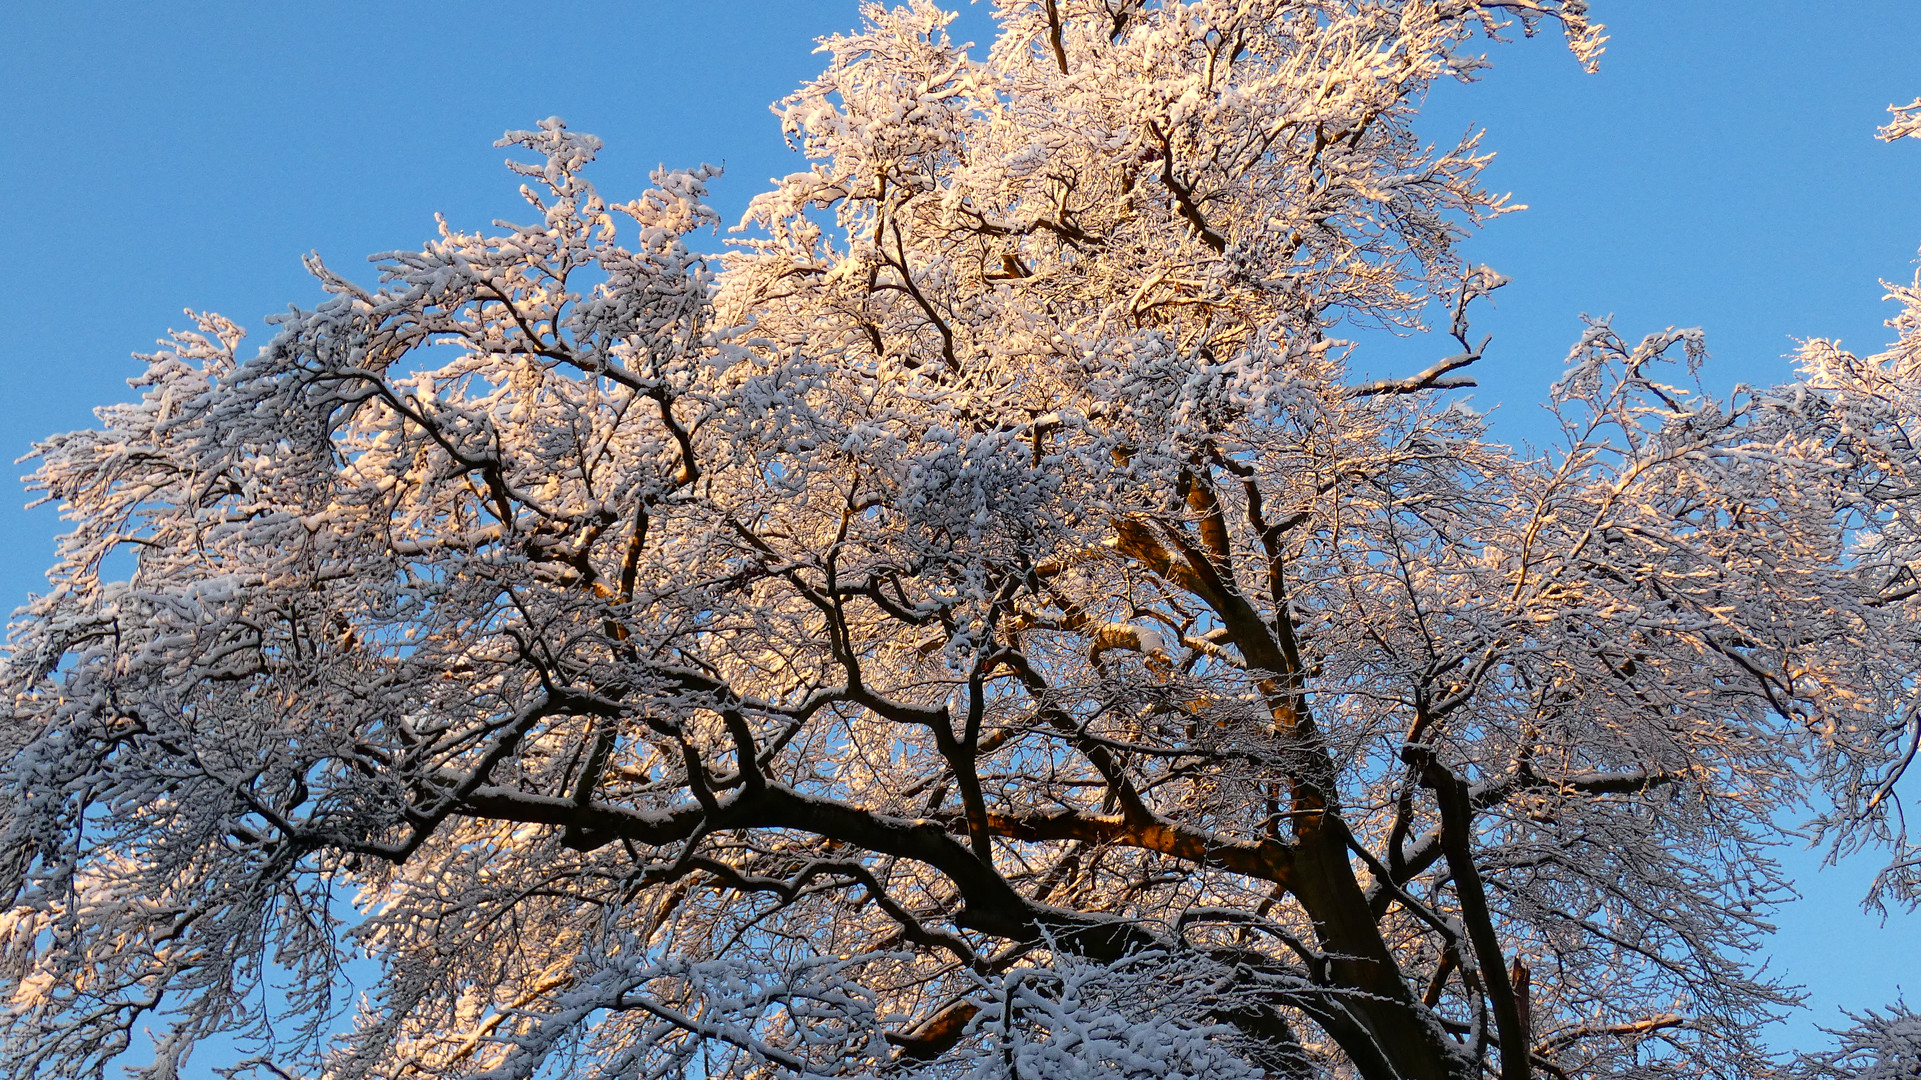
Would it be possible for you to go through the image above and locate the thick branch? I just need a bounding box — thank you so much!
[1146,121,1227,253]
[1409,746,1530,1080]
[981,809,1295,886]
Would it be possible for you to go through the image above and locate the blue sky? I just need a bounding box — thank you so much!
[2,0,1917,1061]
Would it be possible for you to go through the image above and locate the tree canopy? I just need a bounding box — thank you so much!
[4,3,1920,1078]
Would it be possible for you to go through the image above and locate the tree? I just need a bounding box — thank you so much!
[3,2,1918,1078]
[1794,1004,1921,1080]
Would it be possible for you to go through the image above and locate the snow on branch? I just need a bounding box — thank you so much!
[1879,97,1921,143]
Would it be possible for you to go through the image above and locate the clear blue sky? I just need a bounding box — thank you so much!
[2,0,1917,1061]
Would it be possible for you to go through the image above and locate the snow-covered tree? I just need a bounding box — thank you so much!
[4,3,1918,1079]
[1794,1004,1921,1080]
